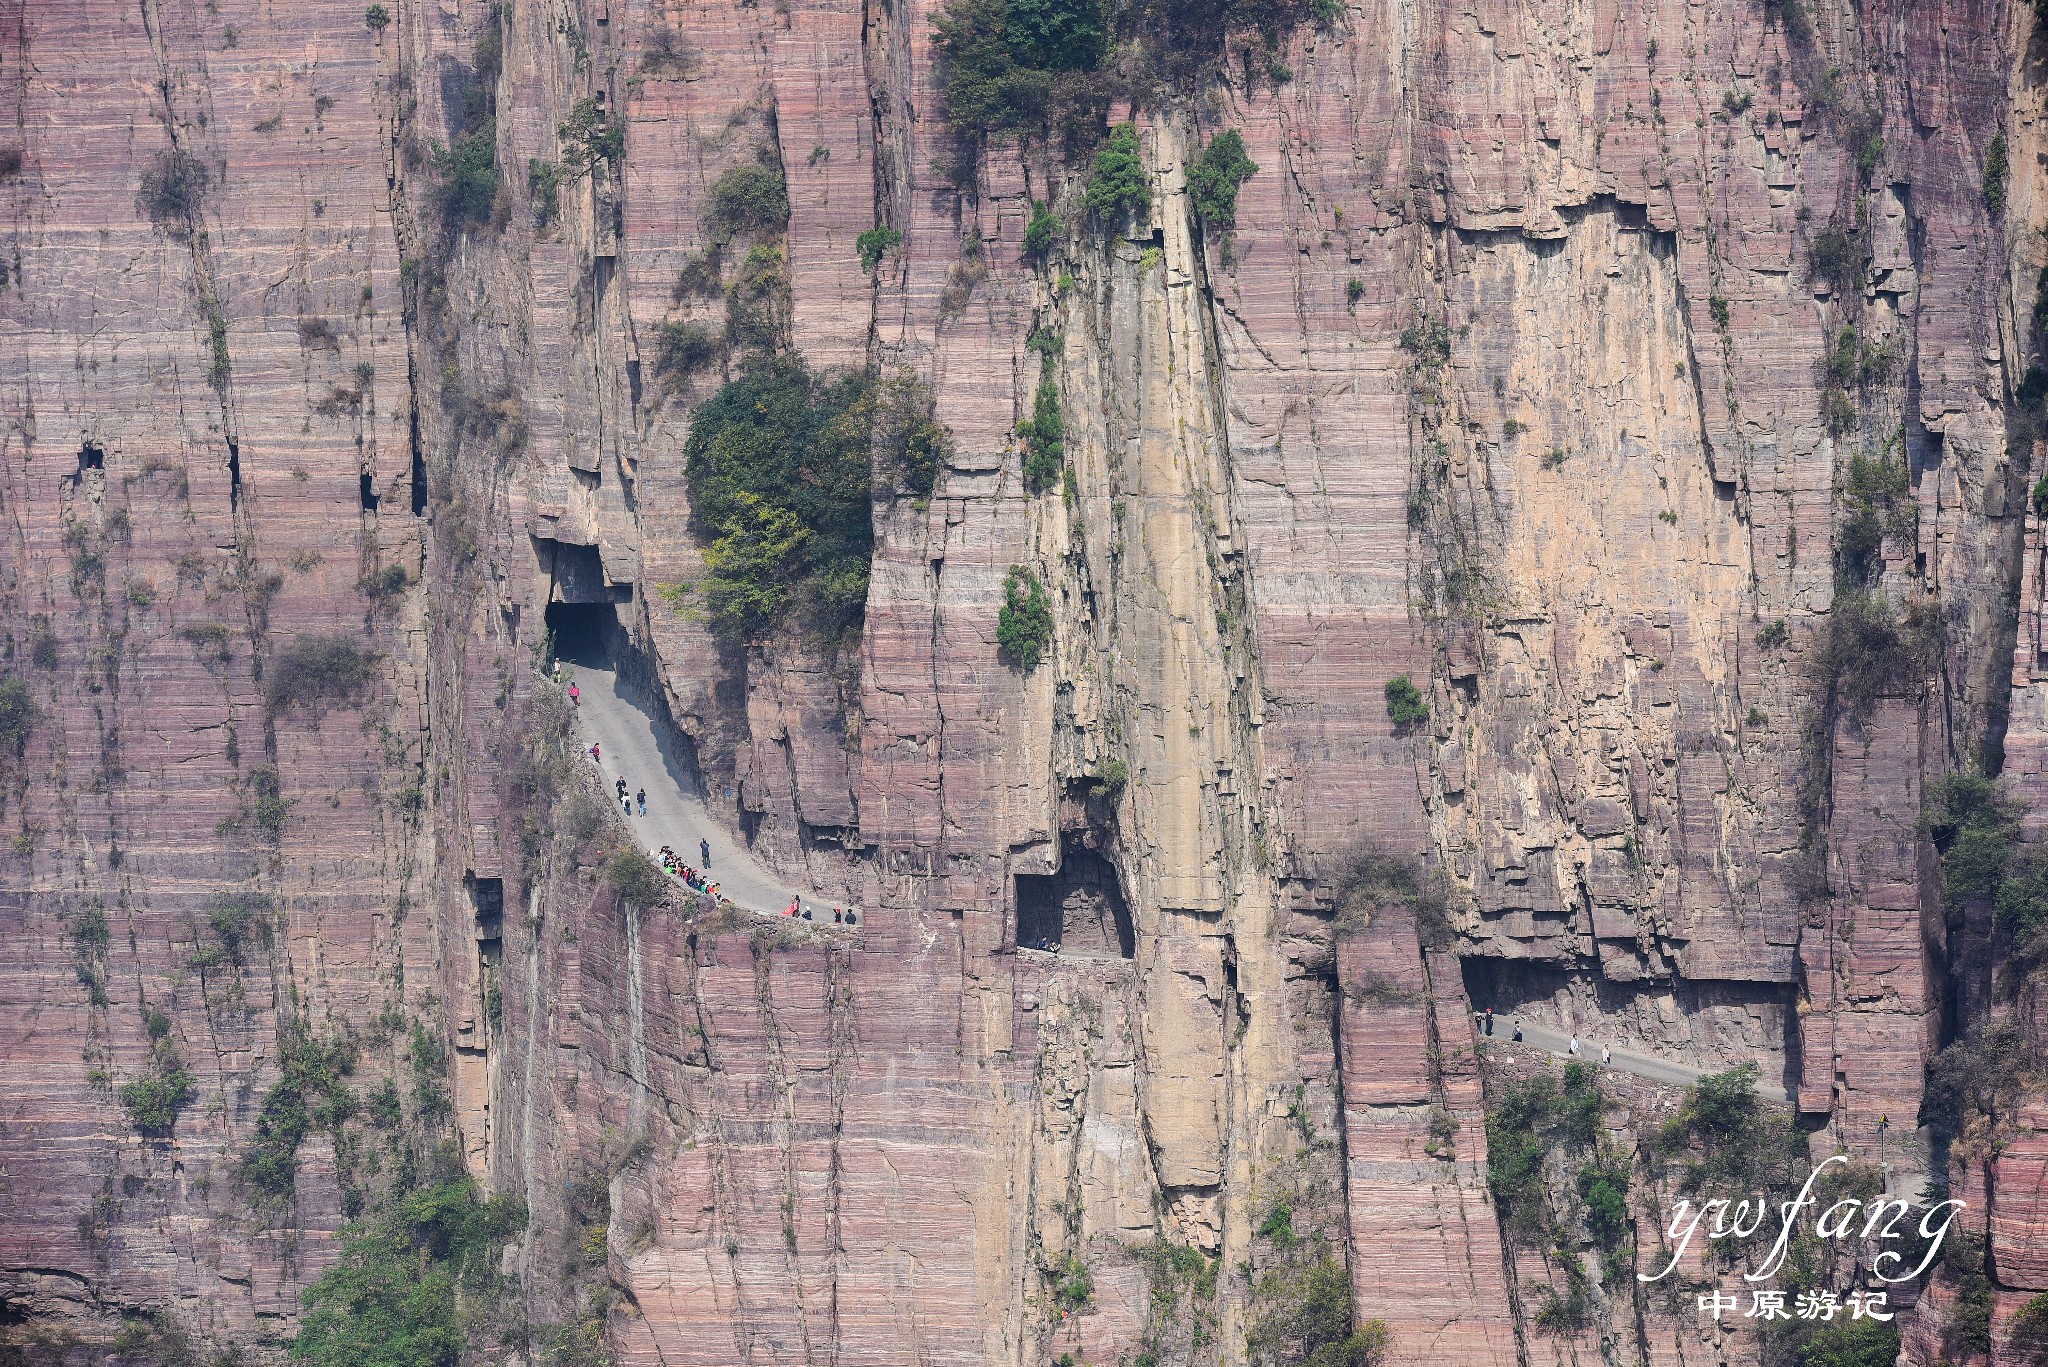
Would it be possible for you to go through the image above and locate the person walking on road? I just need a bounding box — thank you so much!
[616,777,628,802]
[1512,1020,1523,1042]
[589,743,600,763]
[1484,1007,1495,1037]
[700,838,711,867]
[1568,1035,1581,1058]
[568,681,580,705]
[1601,1043,1611,1065]
[636,788,646,816]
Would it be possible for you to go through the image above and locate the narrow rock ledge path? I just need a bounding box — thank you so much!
[560,660,840,923]
[1488,1017,1791,1102]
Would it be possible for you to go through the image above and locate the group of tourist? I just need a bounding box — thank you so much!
[616,776,645,817]
[782,899,859,926]
[659,846,717,897]
[560,660,863,929]
[1479,1008,1615,1065]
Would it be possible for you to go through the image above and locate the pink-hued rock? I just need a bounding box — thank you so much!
[1798,699,1941,1183]
[1336,925,1516,1363]
[2,0,2040,1361]
[1992,1098,2048,1291]
[0,0,430,1335]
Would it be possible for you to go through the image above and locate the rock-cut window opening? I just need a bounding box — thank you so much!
[468,874,504,940]
[1015,841,1135,959]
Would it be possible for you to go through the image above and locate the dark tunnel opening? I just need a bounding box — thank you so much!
[467,873,504,938]
[545,600,627,671]
[1016,840,1135,959]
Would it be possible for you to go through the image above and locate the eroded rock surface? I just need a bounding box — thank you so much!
[3,0,2046,1363]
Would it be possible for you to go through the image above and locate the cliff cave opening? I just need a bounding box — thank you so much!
[78,441,103,472]
[1016,840,1134,959]
[360,472,380,511]
[468,874,503,939]
[545,600,625,671]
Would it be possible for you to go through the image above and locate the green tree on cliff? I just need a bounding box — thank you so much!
[1187,128,1257,228]
[1084,123,1149,228]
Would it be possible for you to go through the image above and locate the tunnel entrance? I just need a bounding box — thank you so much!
[1457,956,1562,1017]
[1016,840,1134,958]
[545,600,627,671]
[540,538,633,605]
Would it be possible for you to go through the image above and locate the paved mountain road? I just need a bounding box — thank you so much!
[560,661,835,922]
[1490,1017,1790,1102]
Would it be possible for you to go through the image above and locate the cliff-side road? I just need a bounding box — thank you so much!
[1495,1019,1791,1102]
[562,661,832,920]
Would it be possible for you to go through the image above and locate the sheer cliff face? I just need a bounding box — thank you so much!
[3,0,2044,1363]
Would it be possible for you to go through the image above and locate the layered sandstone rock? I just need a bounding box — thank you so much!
[3,0,2044,1363]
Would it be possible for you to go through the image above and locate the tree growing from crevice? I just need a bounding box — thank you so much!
[1328,845,1454,947]
[683,357,875,643]
[931,0,1109,143]
[1187,128,1257,229]
[1023,199,1060,262]
[857,225,903,273]
[705,162,789,241]
[1084,122,1149,229]
[997,565,1054,669]
[1020,373,1065,491]
[557,96,624,174]
[265,634,378,716]
[121,1009,195,1134]
[138,149,208,231]
[429,24,504,232]
[605,847,669,907]
[291,1163,527,1367]
[1383,674,1427,730]
[1246,1252,1390,1367]
[242,1025,358,1204]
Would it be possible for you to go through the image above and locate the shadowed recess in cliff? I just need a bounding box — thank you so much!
[545,599,630,668]
[1017,838,1134,958]
[1458,956,1799,1088]
[542,541,633,606]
